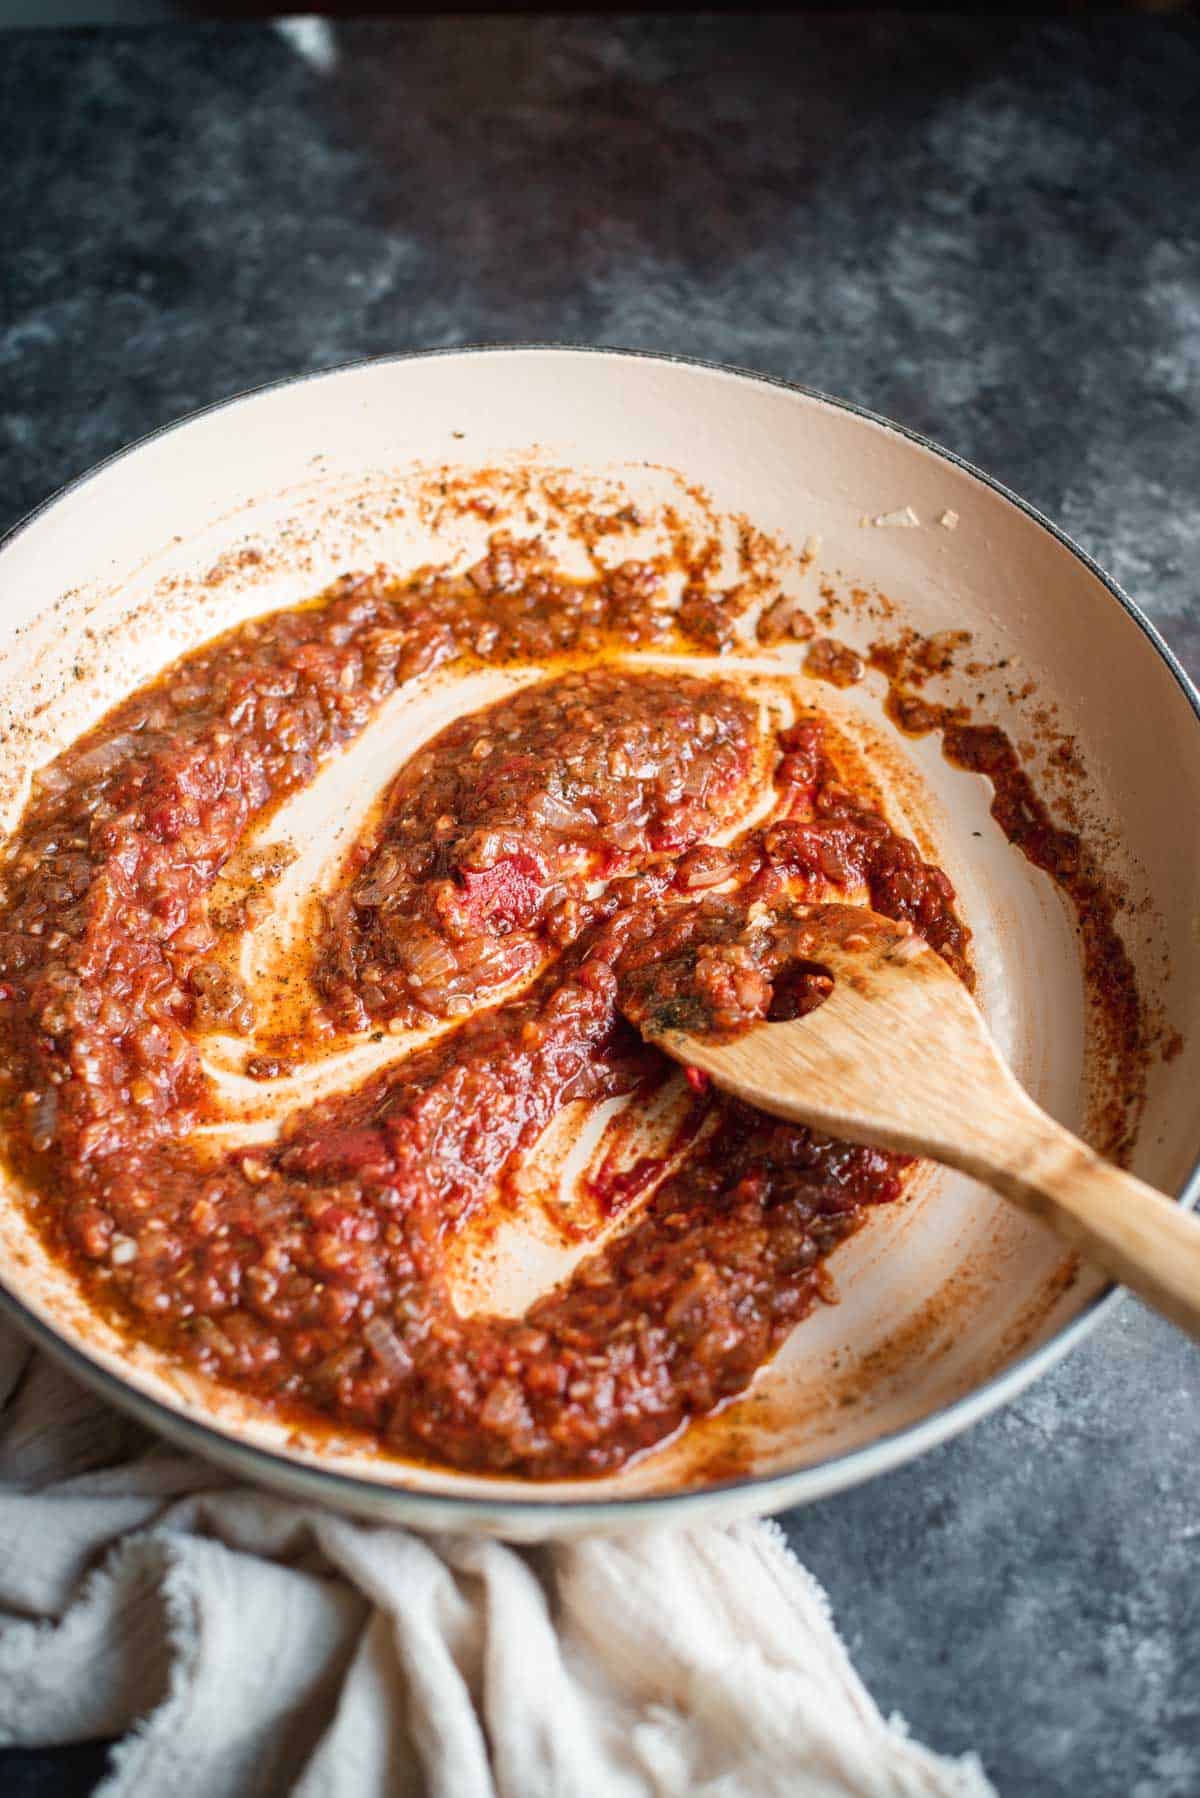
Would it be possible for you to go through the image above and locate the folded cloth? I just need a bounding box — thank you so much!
[0,1320,993,1798]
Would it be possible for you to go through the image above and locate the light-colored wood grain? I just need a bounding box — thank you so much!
[643,909,1200,1344]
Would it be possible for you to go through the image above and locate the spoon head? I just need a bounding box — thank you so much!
[642,906,1024,1166]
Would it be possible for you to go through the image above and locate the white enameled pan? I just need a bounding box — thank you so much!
[0,347,1196,1538]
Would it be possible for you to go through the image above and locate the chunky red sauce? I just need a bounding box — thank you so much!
[0,545,978,1477]
[315,666,757,1031]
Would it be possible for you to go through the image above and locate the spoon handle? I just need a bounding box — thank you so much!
[971,1104,1200,1343]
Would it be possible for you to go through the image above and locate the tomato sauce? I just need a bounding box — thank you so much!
[0,544,979,1477]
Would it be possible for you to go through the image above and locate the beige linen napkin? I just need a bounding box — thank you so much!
[0,1320,993,1797]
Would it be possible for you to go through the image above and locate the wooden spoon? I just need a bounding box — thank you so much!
[636,906,1200,1343]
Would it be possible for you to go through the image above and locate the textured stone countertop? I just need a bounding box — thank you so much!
[1,15,1198,1796]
